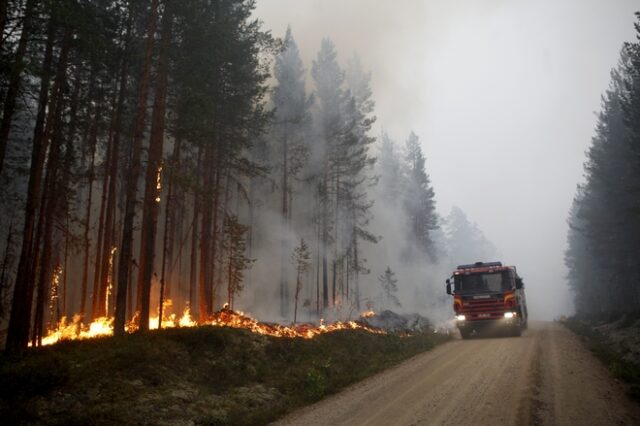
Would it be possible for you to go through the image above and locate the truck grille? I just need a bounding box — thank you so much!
[462,297,504,320]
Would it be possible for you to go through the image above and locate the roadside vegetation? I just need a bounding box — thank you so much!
[0,326,450,425]
[564,313,640,403]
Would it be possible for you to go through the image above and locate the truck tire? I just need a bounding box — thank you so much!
[510,320,522,337]
[460,328,472,339]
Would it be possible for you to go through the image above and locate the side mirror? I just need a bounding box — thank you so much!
[446,279,452,295]
[515,277,524,290]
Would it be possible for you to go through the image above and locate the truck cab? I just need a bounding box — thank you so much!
[445,261,528,338]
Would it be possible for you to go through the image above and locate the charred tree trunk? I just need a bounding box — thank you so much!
[84,102,99,320]
[91,82,119,319]
[0,216,15,319]
[316,218,320,316]
[31,28,71,346]
[198,147,214,322]
[5,19,57,352]
[140,5,172,330]
[114,0,158,336]
[279,133,289,317]
[351,211,360,310]
[159,135,181,326]
[189,150,201,311]
[98,11,132,321]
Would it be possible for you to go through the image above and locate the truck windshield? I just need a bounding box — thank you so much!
[454,272,511,294]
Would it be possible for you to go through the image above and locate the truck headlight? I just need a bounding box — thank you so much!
[456,315,466,321]
[504,312,515,319]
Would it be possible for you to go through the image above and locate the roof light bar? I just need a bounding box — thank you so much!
[456,261,503,270]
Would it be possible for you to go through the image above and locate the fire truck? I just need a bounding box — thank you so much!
[446,261,528,338]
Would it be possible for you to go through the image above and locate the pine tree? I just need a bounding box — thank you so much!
[114,0,159,335]
[291,238,311,323]
[272,26,312,318]
[445,206,497,265]
[312,37,344,310]
[341,54,378,309]
[377,131,403,203]
[378,266,400,309]
[222,214,253,310]
[403,132,438,261]
[565,24,640,313]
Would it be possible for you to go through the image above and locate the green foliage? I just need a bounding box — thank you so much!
[222,214,253,307]
[403,132,438,261]
[0,353,69,399]
[378,266,401,308]
[0,326,450,425]
[564,315,640,402]
[565,13,640,314]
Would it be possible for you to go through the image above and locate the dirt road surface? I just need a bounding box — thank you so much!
[274,322,640,426]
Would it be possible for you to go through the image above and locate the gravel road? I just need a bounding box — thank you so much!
[273,322,640,426]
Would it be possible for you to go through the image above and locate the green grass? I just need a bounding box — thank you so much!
[564,315,640,403]
[0,325,450,425]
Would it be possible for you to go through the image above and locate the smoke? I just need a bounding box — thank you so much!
[253,0,640,321]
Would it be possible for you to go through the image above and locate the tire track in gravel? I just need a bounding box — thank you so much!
[273,322,640,426]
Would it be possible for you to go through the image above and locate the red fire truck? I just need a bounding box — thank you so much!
[446,261,528,338]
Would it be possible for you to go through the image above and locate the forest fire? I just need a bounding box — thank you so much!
[33,301,384,347]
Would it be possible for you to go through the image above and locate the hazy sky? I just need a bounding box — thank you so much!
[253,0,639,319]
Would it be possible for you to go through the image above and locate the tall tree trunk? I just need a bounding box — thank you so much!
[114,0,159,336]
[316,218,320,316]
[352,218,360,310]
[98,11,132,321]
[84,105,99,319]
[91,84,119,319]
[198,147,214,321]
[31,28,71,346]
[5,18,58,352]
[159,136,181,326]
[0,215,15,319]
[333,171,340,306]
[279,131,289,317]
[60,70,82,318]
[322,171,329,309]
[279,131,290,317]
[0,0,35,175]
[141,5,172,330]
[190,186,199,311]
[189,148,202,312]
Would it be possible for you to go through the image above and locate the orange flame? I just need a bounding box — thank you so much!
[33,300,385,347]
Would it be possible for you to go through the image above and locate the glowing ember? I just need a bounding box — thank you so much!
[105,247,117,314]
[33,300,385,347]
[155,162,163,203]
[360,310,375,318]
[48,264,63,328]
[207,306,384,339]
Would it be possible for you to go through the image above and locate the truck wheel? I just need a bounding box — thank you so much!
[510,321,522,337]
[460,329,472,339]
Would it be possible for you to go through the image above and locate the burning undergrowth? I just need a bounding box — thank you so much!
[34,302,386,347]
[1,321,451,425]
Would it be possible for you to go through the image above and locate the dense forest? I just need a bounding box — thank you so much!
[565,13,640,314]
[0,0,498,352]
